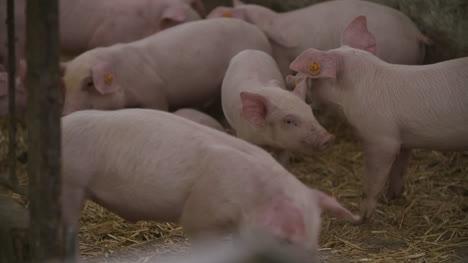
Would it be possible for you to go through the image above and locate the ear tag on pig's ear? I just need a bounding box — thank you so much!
[307,62,321,75]
[222,11,233,17]
[104,73,114,85]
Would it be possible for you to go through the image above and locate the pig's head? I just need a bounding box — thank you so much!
[62,54,126,116]
[289,16,377,99]
[240,189,360,254]
[240,84,335,153]
[207,1,297,48]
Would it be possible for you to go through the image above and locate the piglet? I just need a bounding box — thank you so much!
[173,108,224,131]
[61,19,271,115]
[61,109,359,260]
[288,16,468,221]
[222,50,334,164]
[208,0,431,76]
[0,0,204,64]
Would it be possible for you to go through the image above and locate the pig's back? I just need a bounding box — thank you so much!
[62,109,273,221]
[222,50,284,128]
[283,0,425,64]
[138,19,272,108]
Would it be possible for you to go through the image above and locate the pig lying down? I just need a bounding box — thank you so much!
[0,0,204,64]
[222,50,334,165]
[61,18,271,115]
[173,108,224,131]
[61,109,359,259]
[208,0,431,75]
[288,16,468,221]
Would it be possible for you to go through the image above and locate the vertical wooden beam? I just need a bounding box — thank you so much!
[7,0,17,188]
[26,0,64,262]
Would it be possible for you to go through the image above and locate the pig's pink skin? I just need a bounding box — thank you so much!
[61,109,360,257]
[0,0,202,63]
[62,19,272,115]
[222,50,334,162]
[208,0,431,76]
[173,108,224,131]
[289,17,468,222]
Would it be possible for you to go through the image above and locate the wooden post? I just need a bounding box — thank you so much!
[7,0,17,188]
[26,0,65,262]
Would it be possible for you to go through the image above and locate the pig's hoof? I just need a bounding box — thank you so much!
[385,186,404,201]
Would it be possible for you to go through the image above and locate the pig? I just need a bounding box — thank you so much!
[173,108,224,131]
[222,50,335,165]
[61,18,272,115]
[0,0,204,65]
[288,16,468,221]
[61,109,360,259]
[207,0,432,76]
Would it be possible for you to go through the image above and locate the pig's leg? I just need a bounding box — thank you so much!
[360,141,399,221]
[385,148,412,200]
[180,185,236,239]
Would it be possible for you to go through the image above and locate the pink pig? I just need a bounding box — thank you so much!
[61,19,271,115]
[0,0,204,64]
[222,49,335,165]
[288,16,468,221]
[61,109,360,259]
[208,0,432,76]
[173,108,225,131]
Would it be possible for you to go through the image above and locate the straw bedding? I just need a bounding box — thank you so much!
[0,113,467,262]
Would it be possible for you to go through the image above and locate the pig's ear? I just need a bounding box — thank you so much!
[233,0,245,7]
[312,189,361,223]
[258,196,306,244]
[341,16,377,55]
[285,75,297,91]
[207,7,247,20]
[240,91,275,127]
[292,79,307,101]
[185,0,206,17]
[290,48,338,79]
[160,7,189,30]
[91,61,118,95]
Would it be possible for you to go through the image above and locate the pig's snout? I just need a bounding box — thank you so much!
[318,133,335,151]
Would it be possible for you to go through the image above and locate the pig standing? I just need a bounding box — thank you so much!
[208,0,431,76]
[62,109,360,259]
[173,108,224,131]
[222,50,335,164]
[288,16,468,221]
[61,18,271,115]
[0,0,204,65]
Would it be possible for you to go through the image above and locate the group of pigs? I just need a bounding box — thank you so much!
[1,0,467,259]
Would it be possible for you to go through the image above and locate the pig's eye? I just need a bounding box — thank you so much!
[283,118,297,126]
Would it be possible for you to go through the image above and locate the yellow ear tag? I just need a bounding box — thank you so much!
[222,11,233,17]
[307,62,321,75]
[104,73,114,85]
